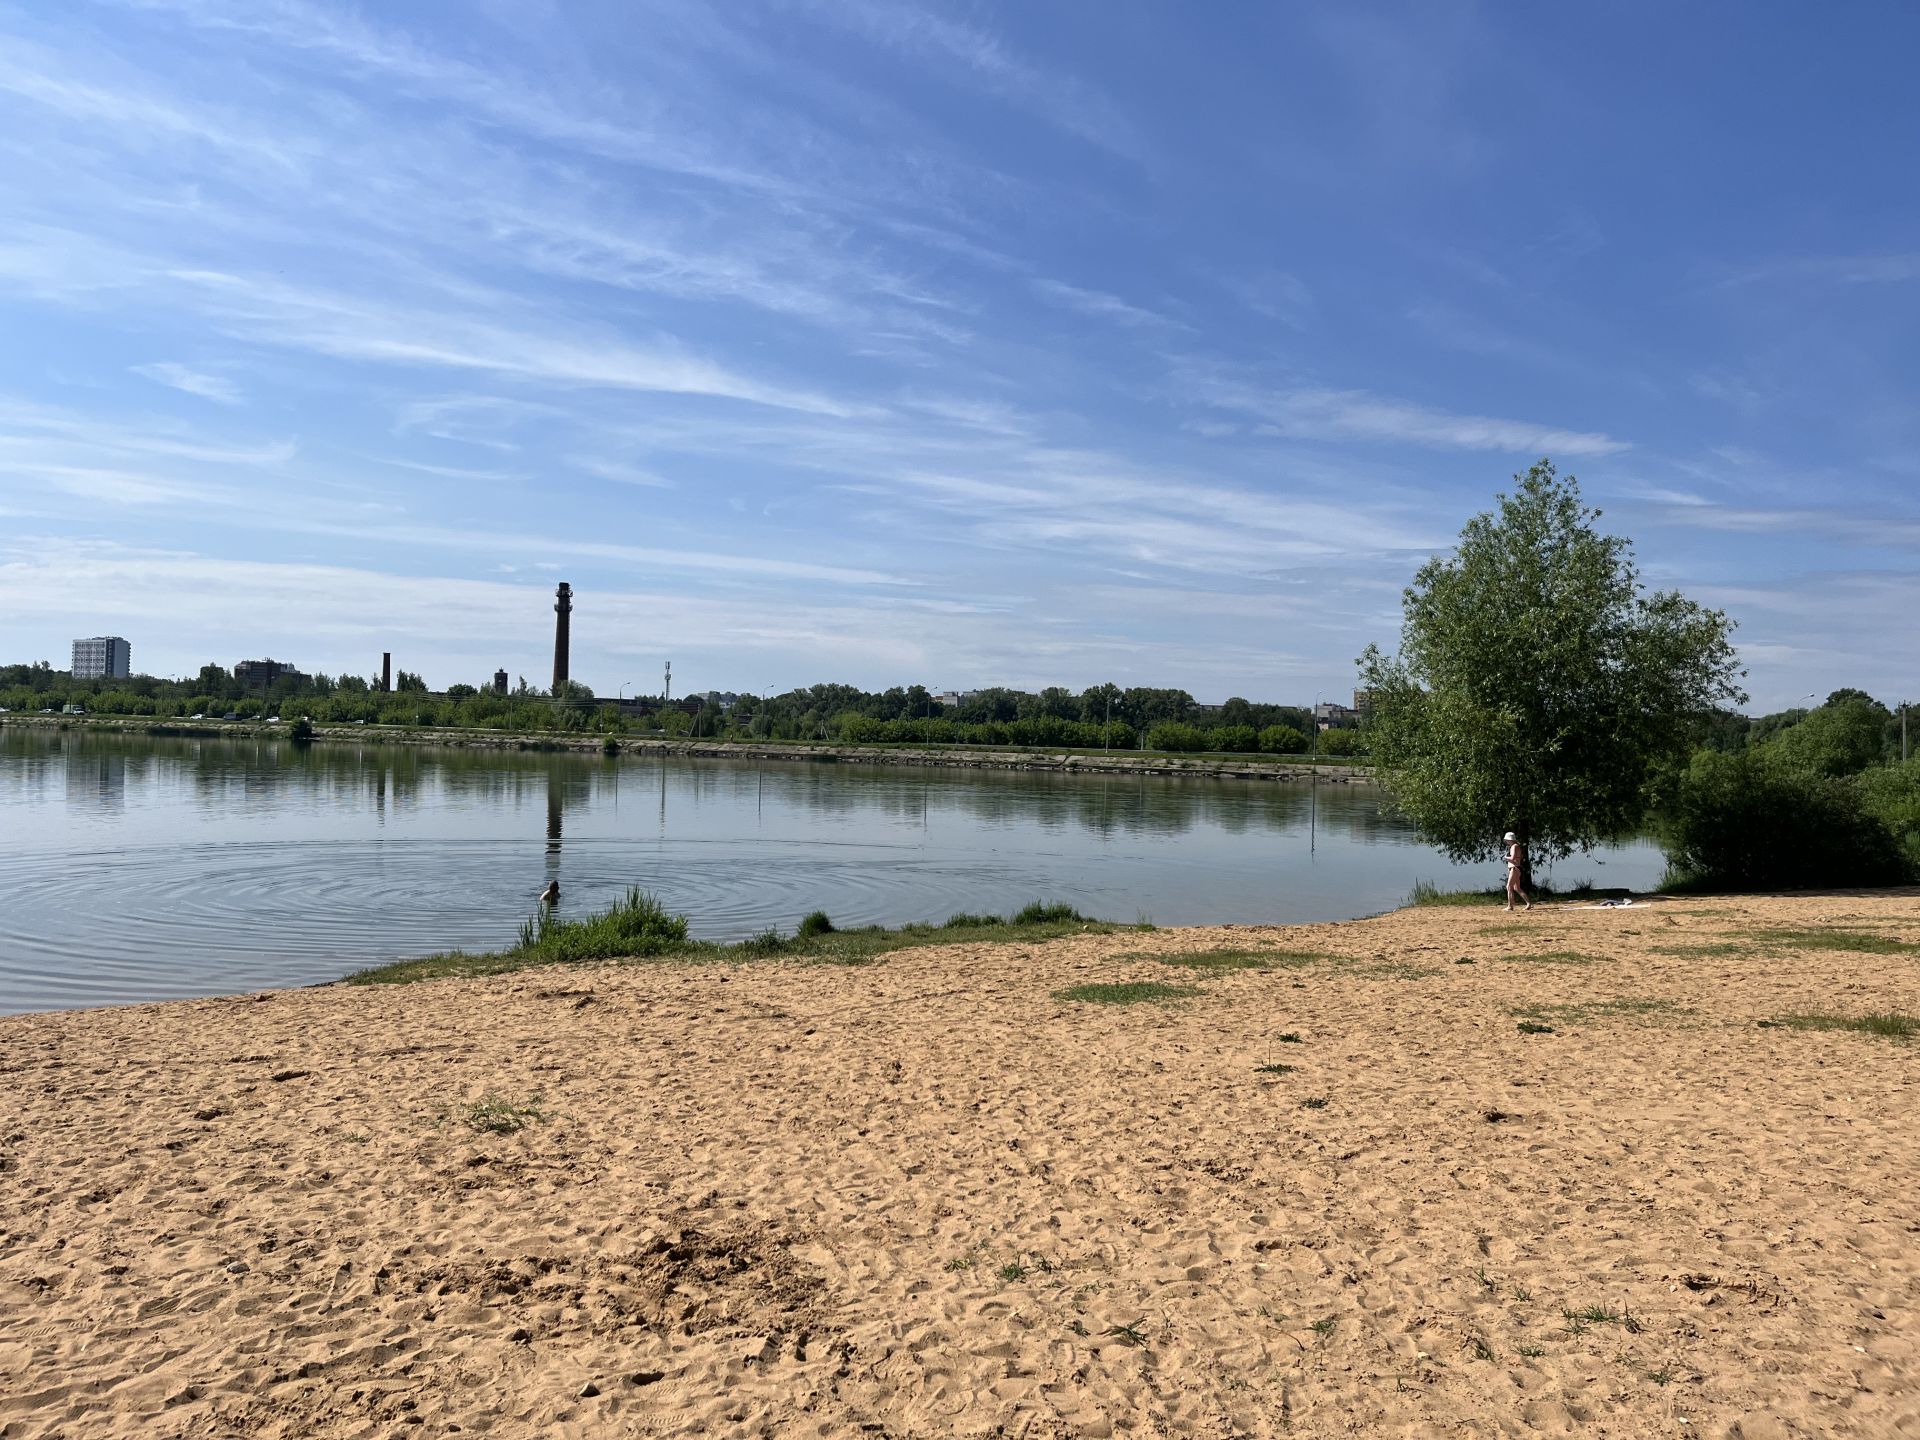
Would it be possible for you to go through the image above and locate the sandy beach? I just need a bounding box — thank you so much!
[2,893,1916,1439]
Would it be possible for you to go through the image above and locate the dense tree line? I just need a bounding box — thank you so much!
[0,664,1331,753]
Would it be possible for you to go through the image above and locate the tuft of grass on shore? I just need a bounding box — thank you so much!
[1760,1012,1916,1040]
[1751,928,1920,956]
[1052,981,1199,1006]
[350,893,1143,985]
[1406,879,1632,908]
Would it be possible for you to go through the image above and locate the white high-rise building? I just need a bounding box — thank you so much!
[72,636,131,680]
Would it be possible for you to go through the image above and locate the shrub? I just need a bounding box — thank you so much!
[1855,757,1920,872]
[797,909,835,938]
[289,716,315,742]
[1315,726,1369,756]
[1258,723,1309,754]
[1660,750,1909,889]
[1212,724,1259,753]
[1145,722,1208,752]
[1763,700,1890,777]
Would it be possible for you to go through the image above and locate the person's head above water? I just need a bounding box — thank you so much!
[539,880,560,899]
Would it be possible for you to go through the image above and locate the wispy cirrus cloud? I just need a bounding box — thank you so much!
[1185,373,1628,457]
[805,0,1145,159]
[130,362,243,405]
[166,268,871,417]
[1030,279,1187,331]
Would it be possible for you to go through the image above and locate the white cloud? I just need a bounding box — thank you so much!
[130,362,243,405]
[1030,279,1185,330]
[1189,375,1628,456]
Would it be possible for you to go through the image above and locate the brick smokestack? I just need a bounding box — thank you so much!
[552,582,572,695]
[381,652,391,693]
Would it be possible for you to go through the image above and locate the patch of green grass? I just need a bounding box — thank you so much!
[451,1094,544,1135]
[1253,1063,1297,1075]
[1469,1337,1496,1362]
[1299,1096,1329,1110]
[1648,941,1749,957]
[1104,1321,1149,1347]
[1516,1021,1555,1035]
[353,893,1146,984]
[1571,1304,1622,1325]
[1510,950,1607,966]
[1753,928,1920,955]
[1052,981,1199,1006]
[998,1261,1028,1282]
[1407,880,1628,908]
[1517,1342,1546,1359]
[1013,901,1087,926]
[1309,1317,1335,1337]
[1647,1362,1677,1386]
[1763,1012,1917,1040]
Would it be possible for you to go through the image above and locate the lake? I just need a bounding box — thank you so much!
[0,728,1668,1012]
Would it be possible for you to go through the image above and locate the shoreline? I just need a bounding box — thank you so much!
[3,893,1915,1436]
[1,711,1376,782]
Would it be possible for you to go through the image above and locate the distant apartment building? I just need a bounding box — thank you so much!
[72,636,131,680]
[1313,701,1360,732]
[235,658,309,693]
[493,669,510,695]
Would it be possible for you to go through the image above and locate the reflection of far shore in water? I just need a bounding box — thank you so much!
[3,726,1403,842]
[0,726,1670,1012]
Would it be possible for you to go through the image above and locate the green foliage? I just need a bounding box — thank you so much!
[1314,726,1369,756]
[289,716,315,742]
[509,887,691,964]
[1360,460,1744,863]
[942,912,1003,928]
[1658,749,1908,889]
[797,909,836,938]
[1854,758,1920,871]
[1764,700,1889,776]
[1212,724,1259,753]
[1144,722,1209,752]
[1012,901,1086,925]
[1258,723,1309,754]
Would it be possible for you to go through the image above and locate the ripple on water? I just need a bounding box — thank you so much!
[0,835,1098,1012]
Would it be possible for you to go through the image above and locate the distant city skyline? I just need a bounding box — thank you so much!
[1,4,1916,711]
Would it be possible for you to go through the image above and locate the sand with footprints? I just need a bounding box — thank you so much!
[2,892,1916,1437]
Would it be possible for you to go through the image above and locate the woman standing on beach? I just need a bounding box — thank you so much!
[1503,831,1532,911]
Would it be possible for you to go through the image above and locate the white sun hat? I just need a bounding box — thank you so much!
[1503,831,1517,842]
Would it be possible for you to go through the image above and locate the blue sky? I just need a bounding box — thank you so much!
[1,1,1915,711]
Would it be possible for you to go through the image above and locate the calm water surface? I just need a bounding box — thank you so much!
[0,729,1666,1012]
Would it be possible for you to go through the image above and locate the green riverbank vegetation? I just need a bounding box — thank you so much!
[0,663,1337,756]
[351,891,1148,985]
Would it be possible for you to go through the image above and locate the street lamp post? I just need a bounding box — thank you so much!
[1310,690,1322,855]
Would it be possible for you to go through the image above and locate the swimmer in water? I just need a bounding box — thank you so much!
[538,880,560,905]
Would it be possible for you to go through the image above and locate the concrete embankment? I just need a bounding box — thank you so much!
[1,713,1373,783]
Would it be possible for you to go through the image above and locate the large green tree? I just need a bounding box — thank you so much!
[1358,460,1744,862]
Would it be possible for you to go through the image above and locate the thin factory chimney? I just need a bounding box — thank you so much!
[552,582,573,695]
[381,652,391,693]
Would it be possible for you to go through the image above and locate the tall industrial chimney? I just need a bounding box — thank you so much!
[381,652,391,693]
[552,582,573,695]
